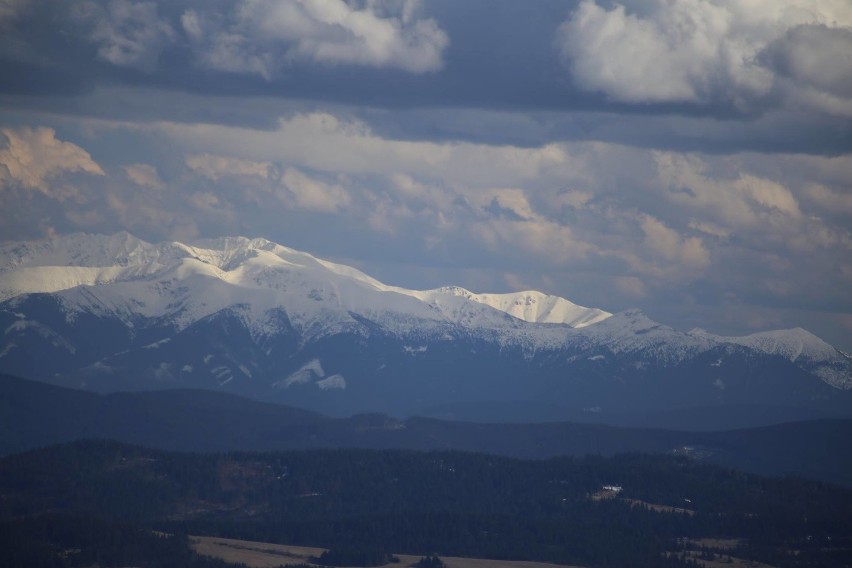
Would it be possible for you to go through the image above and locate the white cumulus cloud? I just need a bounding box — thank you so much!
[654,152,802,228]
[279,166,351,213]
[556,0,852,113]
[805,183,852,216]
[0,126,104,194]
[639,214,710,269]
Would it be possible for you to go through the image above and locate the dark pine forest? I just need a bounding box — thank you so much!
[1,440,851,567]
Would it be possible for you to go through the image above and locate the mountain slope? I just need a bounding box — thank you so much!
[0,232,850,421]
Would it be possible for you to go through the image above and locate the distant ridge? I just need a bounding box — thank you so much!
[2,374,851,487]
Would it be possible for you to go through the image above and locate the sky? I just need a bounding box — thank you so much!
[0,0,851,351]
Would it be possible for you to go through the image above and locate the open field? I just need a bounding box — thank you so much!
[191,536,325,567]
[674,549,776,568]
[191,536,584,568]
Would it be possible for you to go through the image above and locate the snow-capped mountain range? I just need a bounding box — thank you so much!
[0,232,609,337]
[1,232,850,422]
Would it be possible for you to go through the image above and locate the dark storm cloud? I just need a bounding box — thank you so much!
[2,0,850,159]
[1,0,450,95]
[3,1,846,116]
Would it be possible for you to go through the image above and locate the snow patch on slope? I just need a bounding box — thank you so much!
[317,374,346,390]
[4,319,77,353]
[279,359,326,388]
[275,358,346,390]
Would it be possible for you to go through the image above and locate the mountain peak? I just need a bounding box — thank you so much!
[0,232,610,333]
[413,287,611,328]
[727,327,839,362]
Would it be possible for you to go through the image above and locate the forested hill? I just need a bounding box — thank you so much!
[3,374,852,487]
[1,440,851,568]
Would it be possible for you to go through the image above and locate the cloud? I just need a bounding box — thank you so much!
[103,186,201,242]
[763,24,852,117]
[2,113,846,348]
[365,197,415,234]
[471,217,593,265]
[804,183,852,216]
[556,0,852,113]
[181,0,449,77]
[548,189,593,210]
[188,191,221,212]
[153,112,575,189]
[278,166,351,213]
[0,126,104,194]
[639,214,710,269]
[185,153,272,180]
[654,152,802,228]
[114,111,846,291]
[479,188,537,221]
[615,275,647,299]
[3,0,447,82]
[764,24,852,98]
[77,0,176,71]
[557,0,749,103]
[186,152,351,214]
[123,163,163,189]
[163,122,596,264]
[688,220,731,239]
[0,0,27,22]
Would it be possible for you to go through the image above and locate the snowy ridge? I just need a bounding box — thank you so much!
[569,311,851,389]
[724,328,838,362]
[567,309,842,365]
[1,232,850,389]
[577,309,714,361]
[407,286,611,328]
[0,233,599,344]
[723,328,852,389]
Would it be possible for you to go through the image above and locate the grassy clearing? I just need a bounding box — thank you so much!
[623,498,696,515]
[190,536,584,568]
[673,549,776,568]
[589,489,695,515]
[191,537,324,567]
[681,538,743,551]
